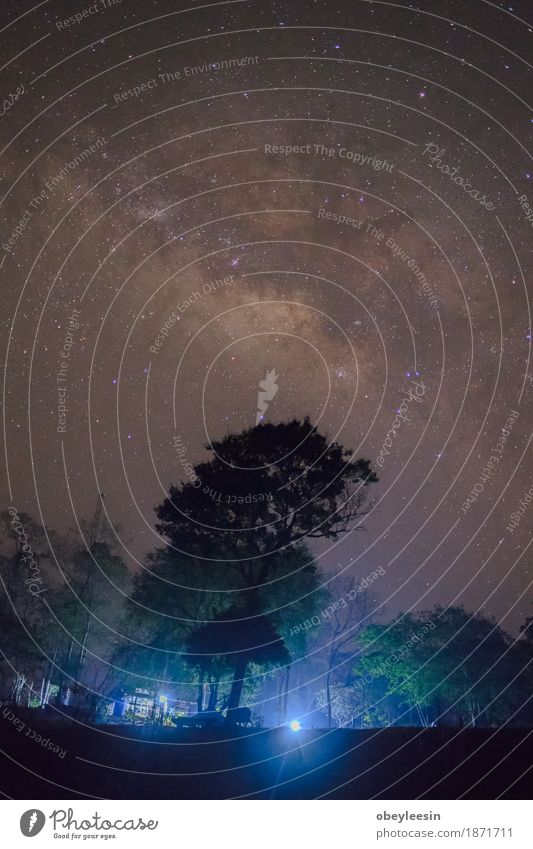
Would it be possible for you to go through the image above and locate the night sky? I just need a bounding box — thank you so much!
[2,0,533,633]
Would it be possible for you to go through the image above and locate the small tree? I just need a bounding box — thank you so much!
[52,539,129,707]
[315,574,376,728]
[315,683,365,727]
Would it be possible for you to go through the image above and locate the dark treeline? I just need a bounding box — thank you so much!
[1,419,532,729]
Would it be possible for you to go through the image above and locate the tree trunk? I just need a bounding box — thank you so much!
[207,681,219,711]
[326,669,332,729]
[280,663,291,725]
[196,671,206,712]
[277,673,284,725]
[41,649,56,707]
[227,655,248,710]
[39,675,46,708]
[57,639,76,705]
[86,692,100,723]
[78,617,91,677]
[415,701,428,727]
[13,673,25,704]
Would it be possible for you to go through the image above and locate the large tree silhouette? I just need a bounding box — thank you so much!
[157,418,377,555]
[137,419,377,708]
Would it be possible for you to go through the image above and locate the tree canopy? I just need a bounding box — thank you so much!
[133,418,378,709]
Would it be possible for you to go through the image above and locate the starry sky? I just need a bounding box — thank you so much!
[1,0,532,632]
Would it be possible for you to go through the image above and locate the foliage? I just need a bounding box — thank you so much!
[138,419,377,707]
[0,510,129,716]
[357,606,533,727]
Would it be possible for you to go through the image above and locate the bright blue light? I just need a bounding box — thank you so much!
[289,720,301,731]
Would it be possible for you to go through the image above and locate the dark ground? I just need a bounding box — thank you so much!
[1,721,532,799]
